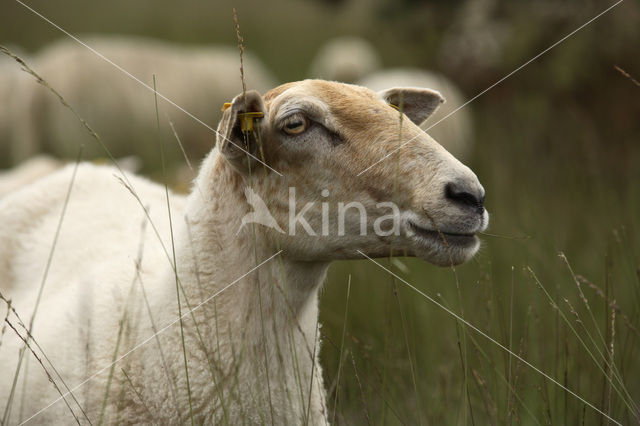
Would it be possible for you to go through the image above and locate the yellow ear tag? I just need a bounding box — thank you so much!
[221,102,232,112]
[238,111,264,132]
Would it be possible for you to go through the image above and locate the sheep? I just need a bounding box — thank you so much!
[0,155,141,198]
[4,35,278,167]
[0,79,488,424]
[309,37,474,160]
[308,36,381,84]
[0,155,62,197]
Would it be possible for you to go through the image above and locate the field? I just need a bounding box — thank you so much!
[1,0,639,424]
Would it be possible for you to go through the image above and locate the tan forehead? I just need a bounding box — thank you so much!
[264,79,393,130]
[265,80,381,107]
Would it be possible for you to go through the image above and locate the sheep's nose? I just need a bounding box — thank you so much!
[445,181,485,214]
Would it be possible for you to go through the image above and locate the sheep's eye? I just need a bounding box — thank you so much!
[282,115,309,135]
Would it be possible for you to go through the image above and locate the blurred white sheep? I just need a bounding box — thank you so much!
[0,155,141,198]
[359,69,473,161]
[3,36,278,168]
[308,36,381,84]
[309,37,474,160]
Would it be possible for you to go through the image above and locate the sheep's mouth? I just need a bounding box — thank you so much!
[407,221,478,248]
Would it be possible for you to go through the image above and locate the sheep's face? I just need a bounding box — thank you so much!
[216,80,488,266]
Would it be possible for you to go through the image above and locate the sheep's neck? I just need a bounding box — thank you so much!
[175,153,329,405]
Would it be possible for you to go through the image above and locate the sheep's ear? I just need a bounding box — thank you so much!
[378,87,445,126]
[216,90,267,172]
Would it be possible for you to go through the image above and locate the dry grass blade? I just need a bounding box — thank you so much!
[0,293,92,424]
[152,76,195,426]
[350,351,372,426]
[3,319,81,425]
[577,275,640,338]
[614,65,640,87]
[472,369,497,425]
[120,368,154,421]
[528,267,639,421]
[233,8,248,99]
[0,297,12,352]
[235,15,276,420]
[558,254,638,415]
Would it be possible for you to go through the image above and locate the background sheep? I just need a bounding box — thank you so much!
[308,36,381,84]
[0,155,62,197]
[3,36,277,170]
[359,69,473,161]
[0,155,140,198]
[308,36,474,160]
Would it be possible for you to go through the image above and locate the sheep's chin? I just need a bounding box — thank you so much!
[406,231,480,267]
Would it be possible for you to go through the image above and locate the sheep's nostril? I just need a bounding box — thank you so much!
[445,182,485,214]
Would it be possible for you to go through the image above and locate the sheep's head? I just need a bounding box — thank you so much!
[216,80,488,266]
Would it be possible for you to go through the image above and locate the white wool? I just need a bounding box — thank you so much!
[0,155,62,197]
[0,159,328,424]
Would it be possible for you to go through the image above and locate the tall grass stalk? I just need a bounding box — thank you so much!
[390,95,423,425]
[134,259,182,418]
[349,351,372,425]
[527,267,639,420]
[359,252,624,425]
[437,293,540,425]
[184,219,232,425]
[507,266,515,423]
[97,272,137,426]
[331,276,351,424]
[560,253,638,414]
[120,368,153,419]
[153,75,195,425]
[305,319,320,425]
